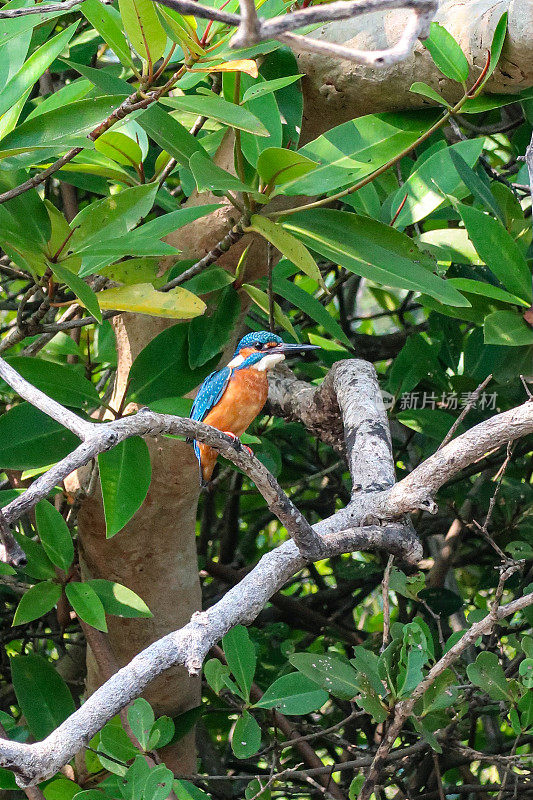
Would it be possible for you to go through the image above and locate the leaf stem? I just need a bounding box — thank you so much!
[268,90,477,220]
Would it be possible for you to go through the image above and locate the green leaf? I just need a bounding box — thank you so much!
[128,698,154,750]
[466,651,513,701]
[447,278,529,307]
[241,74,301,103]
[0,96,126,160]
[94,131,142,167]
[127,204,220,245]
[3,357,100,408]
[147,716,174,749]
[289,653,360,700]
[449,151,503,220]
[350,646,384,697]
[14,532,56,580]
[272,272,351,347]
[35,500,74,571]
[239,74,282,167]
[397,622,429,697]
[13,581,62,626]
[162,94,268,136]
[0,23,78,119]
[0,767,18,790]
[88,579,152,618]
[93,284,206,320]
[189,151,260,198]
[484,310,533,346]
[457,203,532,301]
[128,323,219,404]
[121,757,151,800]
[242,283,298,340]
[98,717,138,775]
[254,673,328,715]
[98,437,152,538]
[204,658,231,695]
[0,403,79,470]
[349,775,365,800]
[157,7,205,56]
[422,669,459,714]
[81,0,135,68]
[173,781,210,800]
[142,764,174,800]
[389,569,425,600]
[71,183,158,256]
[397,408,459,441]
[484,12,508,85]
[250,215,324,288]
[257,147,317,188]
[284,209,470,308]
[181,267,234,294]
[245,779,271,800]
[138,103,207,166]
[0,0,74,50]
[390,138,484,227]
[60,59,132,98]
[11,654,75,738]
[409,82,450,106]
[423,22,469,82]
[50,261,103,324]
[188,286,240,368]
[66,582,108,632]
[222,625,256,701]
[43,779,82,800]
[231,711,261,759]
[0,170,50,248]
[118,0,166,62]
[519,659,533,689]
[281,111,429,196]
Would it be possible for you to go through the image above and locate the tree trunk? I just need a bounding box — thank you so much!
[76,315,202,771]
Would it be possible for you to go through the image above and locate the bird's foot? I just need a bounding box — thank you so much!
[222,431,253,456]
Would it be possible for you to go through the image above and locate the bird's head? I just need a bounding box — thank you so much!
[228,331,319,372]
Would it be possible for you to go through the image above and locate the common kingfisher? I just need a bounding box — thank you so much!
[190,331,319,484]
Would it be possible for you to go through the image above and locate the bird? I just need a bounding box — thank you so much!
[190,331,319,484]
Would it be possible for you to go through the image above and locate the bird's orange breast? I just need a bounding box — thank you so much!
[198,367,268,482]
[203,367,268,436]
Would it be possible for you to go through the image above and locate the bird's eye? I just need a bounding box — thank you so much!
[255,342,264,351]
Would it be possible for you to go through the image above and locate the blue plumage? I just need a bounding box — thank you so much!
[233,331,282,355]
[190,366,232,466]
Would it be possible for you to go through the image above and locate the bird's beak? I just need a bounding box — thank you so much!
[272,343,321,355]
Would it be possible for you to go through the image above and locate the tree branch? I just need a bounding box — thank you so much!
[0,0,85,17]
[152,0,437,65]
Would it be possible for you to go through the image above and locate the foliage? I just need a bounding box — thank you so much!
[0,3,532,798]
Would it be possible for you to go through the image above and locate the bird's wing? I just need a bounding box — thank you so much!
[190,367,232,423]
[190,367,232,482]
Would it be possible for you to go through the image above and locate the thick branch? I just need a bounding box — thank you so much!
[0,358,94,440]
[271,364,533,527]
[1,584,529,788]
[0,520,419,787]
[152,0,437,65]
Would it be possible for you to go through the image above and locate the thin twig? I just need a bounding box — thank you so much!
[381,554,394,652]
[438,374,493,450]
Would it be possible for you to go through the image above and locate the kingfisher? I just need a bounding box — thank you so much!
[190,331,319,484]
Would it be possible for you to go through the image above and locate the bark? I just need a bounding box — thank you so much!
[75,315,202,772]
[297,0,533,142]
